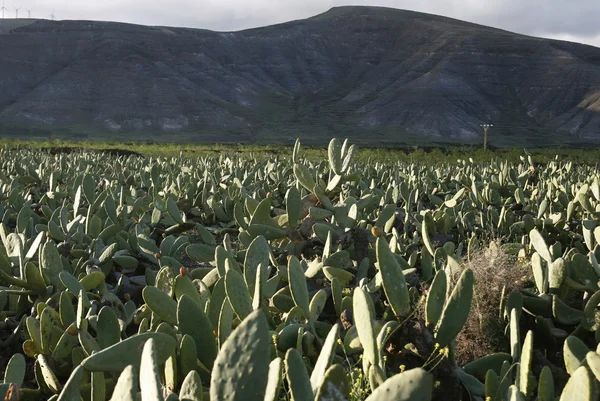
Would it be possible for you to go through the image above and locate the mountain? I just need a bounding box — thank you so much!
[1,6,600,147]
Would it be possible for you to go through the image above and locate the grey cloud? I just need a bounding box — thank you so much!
[5,0,600,47]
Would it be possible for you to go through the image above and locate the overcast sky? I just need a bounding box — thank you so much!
[4,0,600,47]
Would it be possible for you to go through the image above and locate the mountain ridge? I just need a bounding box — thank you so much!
[1,6,600,146]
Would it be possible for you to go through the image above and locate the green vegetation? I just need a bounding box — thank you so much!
[4,137,600,165]
[0,137,600,400]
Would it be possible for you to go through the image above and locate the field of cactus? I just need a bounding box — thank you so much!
[0,137,599,401]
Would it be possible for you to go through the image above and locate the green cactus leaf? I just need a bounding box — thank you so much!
[25,317,42,354]
[537,366,554,401]
[425,269,447,327]
[246,224,286,240]
[531,252,547,294]
[210,309,270,401]
[288,256,310,318]
[180,370,203,401]
[216,245,241,276]
[285,348,313,401]
[218,299,234,349]
[463,353,512,377]
[323,266,354,286]
[552,295,584,325]
[310,324,340,393]
[177,294,217,370]
[25,262,47,295]
[484,369,499,399]
[286,187,301,228]
[328,138,343,176]
[108,365,137,401]
[97,306,121,349]
[434,268,474,349]
[59,271,85,297]
[456,368,485,397]
[208,277,226,328]
[563,336,589,375]
[309,289,328,324]
[143,285,178,326]
[55,364,84,401]
[376,237,410,316]
[40,241,64,288]
[137,234,160,256]
[507,385,526,401]
[294,164,316,193]
[586,352,600,385]
[81,332,177,372]
[314,364,351,401]
[80,271,105,291]
[264,358,283,401]
[309,206,334,221]
[570,253,599,290]
[504,290,523,321]
[244,235,270,299]
[51,322,79,361]
[233,202,249,230]
[39,307,56,354]
[369,364,386,392]
[91,371,106,401]
[174,274,203,307]
[179,334,199,381]
[518,331,533,397]
[530,229,553,264]
[277,324,309,353]
[139,338,164,401]
[375,204,396,229]
[37,354,62,393]
[581,290,600,331]
[186,244,215,263]
[155,266,176,296]
[559,365,597,401]
[79,328,101,356]
[364,368,433,401]
[48,220,66,241]
[331,277,343,317]
[353,287,379,367]
[167,197,184,225]
[422,212,436,256]
[510,308,521,363]
[3,353,26,387]
[249,198,273,227]
[113,255,139,271]
[224,269,254,321]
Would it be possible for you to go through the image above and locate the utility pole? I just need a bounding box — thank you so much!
[480,124,493,150]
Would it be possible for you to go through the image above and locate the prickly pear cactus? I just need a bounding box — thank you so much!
[0,138,599,400]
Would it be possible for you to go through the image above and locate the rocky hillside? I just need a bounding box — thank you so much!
[1,6,600,146]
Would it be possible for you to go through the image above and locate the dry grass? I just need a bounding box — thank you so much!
[452,243,530,366]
